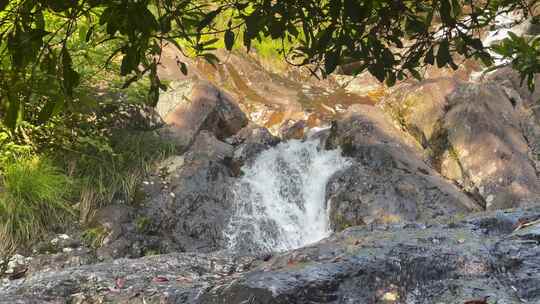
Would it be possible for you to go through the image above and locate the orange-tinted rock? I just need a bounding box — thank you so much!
[157,80,248,150]
[381,76,540,210]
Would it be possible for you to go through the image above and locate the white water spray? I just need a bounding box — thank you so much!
[225,139,350,253]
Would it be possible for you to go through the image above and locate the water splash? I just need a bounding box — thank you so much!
[225,139,350,253]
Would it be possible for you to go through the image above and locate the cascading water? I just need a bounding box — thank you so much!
[225,139,351,253]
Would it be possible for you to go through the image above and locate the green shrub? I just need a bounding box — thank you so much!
[64,130,174,223]
[0,156,74,254]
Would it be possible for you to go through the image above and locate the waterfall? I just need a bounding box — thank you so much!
[225,139,351,253]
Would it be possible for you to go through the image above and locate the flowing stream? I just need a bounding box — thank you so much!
[225,139,350,253]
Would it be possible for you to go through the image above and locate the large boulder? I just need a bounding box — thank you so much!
[90,131,238,258]
[157,80,249,150]
[381,77,460,147]
[137,131,237,253]
[4,207,540,303]
[486,67,540,172]
[382,77,540,210]
[440,84,540,209]
[325,104,480,230]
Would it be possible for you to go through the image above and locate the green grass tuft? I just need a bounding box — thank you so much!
[0,156,74,254]
[70,130,174,224]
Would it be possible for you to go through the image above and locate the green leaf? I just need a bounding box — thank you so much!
[368,62,386,82]
[201,38,219,47]
[406,17,426,34]
[120,55,132,75]
[61,48,80,97]
[243,29,252,52]
[386,72,396,86]
[120,47,140,76]
[436,39,451,68]
[224,29,235,51]
[470,38,483,50]
[409,68,422,81]
[160,15,172,33]
[78,25,88,42]
[0,0,8,11]
[85,25,95,42]
[508,31,519,41]
[178,61,188,75]
[203,53,220,66]
[329,0,342,18]
[47,0,71,12]
[317,25,335,50]
[424,47,434,65]
[324,50,339,75]
[477,52,493,67]
[198,8,222,31]
[440,0,453,25]
[38,96,64,124]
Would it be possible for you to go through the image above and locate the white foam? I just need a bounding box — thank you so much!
[225,140,350,252]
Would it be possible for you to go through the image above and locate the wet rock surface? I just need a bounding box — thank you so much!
[3,207,540,303]
[203,207,540,304]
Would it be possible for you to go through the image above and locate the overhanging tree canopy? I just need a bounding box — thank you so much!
[0,0,538,128]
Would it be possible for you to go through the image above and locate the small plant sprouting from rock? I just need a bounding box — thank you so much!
[81,226,109,249]
[135,216,153,234]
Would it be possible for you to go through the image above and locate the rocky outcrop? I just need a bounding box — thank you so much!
[1,251,256,304]
[3,207,540,303]
[73,130,241,261]
[157,80,249,150]
[228,123,280,165]
[486,67,540,172]
[382,78,540,210]
[381,77,460,147]
[157,45,380,131]
[441,84,540,209]
[324,104,480,230]
[202,207,540,304]
[279,119,307,140]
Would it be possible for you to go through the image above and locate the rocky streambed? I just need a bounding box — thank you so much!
[2,207,540,303]
[2,26,540,302]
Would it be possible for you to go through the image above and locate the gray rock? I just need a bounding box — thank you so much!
[4,208,540,303]
[324,104,480,230]
[441,83,540,209]
[486,67,540,176]
[100,132,238,256]
[185,131,234,163]
[0,251,256,304]
[382,77,540,210]
[230,123,280,165]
